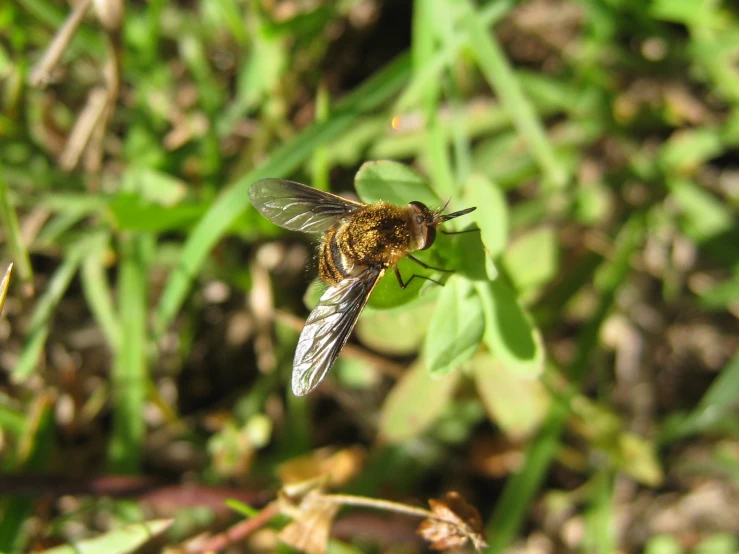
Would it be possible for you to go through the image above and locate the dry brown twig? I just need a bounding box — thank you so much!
[278,484,488,554]
[181,446,487,553]
[29,0,124,177]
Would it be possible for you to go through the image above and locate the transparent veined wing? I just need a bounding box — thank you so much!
[248,178,364,234]
[292,266,384,396]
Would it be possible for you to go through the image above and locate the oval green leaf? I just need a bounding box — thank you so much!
[424,276,484,377]
[357,295,437,355]
[355,160,441,207]
[366,258,435,309]
[475,280,544,377]
[502,226,559,293]
[467,174,508,257]
[470,353,549,439]
[379,361,460,443]
[434,229,492,282]
[40,519,173,554]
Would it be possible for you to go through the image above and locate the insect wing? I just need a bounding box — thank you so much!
[249,178,363,233]
[292,266,384,396]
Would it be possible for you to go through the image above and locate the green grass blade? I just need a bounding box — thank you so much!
[0,164,33,294]
[660,351,739,442]
[12,240,89,381]
[310,84,331,192]
[485,396,568,553]
[584,471,615,554]
[395,0,514,112]
[81,235,122,351]
[108,235,151,473]
[413,0,455,198]
[460,0,567,190]
[0,396,25,436]
[155,54,411,334]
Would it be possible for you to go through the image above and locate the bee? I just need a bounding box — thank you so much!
[248,178,476,396]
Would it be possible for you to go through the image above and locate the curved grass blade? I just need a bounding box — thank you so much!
[12,239,90,381]
[108,234,151,474]
[81,235,122,351]
[460,0,567,190]
[0,164,33,295]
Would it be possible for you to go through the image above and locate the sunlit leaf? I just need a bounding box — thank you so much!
[502,226,559,293]
[358,295,437,355]
[436,229,494,282]
[424,276,484,377]
[470,354,548,439]
[379,361,460,443]
[108,194,205,232]
[39,519,172,554]
[475,280,544,377]
[467,174,508,257]
[355,160,441,207]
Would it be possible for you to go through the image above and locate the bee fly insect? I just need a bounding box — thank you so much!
[248,178,476,396]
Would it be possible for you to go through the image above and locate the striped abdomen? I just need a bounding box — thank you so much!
[318,223,354,286]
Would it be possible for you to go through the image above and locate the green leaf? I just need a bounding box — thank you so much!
[304,260,434,312]
[39,519,173,554]
[574,183,610,225]
[697,274,739,310]
[475,280,544,377]
[435,228,494,282]
[471,354,548,439]
[354,160,441,207]
[365,258,431,309]
[357,295,437,356]
[467,174,508,257]
[237,11,286,109]
[502,226,559,293]
[649,0,713,24]
[644,535,683,554]
[424,276,484,377]
[616,433,663,486]
[379,361,460,443]
[121,167,187,205]
[108,193,206,232]
[668,177,734,243]
[693,534,739,554]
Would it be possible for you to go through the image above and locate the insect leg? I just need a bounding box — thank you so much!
[407,254,453,273]
[394,266,443,290]
[440,227,481,235]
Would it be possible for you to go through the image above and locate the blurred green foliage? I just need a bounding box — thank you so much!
[1,0,738,552]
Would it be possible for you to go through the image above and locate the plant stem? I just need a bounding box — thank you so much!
[322,493,434,519]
